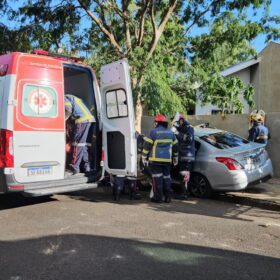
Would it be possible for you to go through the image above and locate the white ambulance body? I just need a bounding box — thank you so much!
[0,50,137,196]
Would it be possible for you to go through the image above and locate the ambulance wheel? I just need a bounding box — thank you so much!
[189,173,212,198]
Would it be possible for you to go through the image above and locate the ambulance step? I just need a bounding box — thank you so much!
[20,172,100,191]
[23,182,98,197]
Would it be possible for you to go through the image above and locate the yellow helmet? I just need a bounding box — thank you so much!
[250,109,265,124]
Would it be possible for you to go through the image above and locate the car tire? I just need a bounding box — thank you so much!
[189,172,212,198]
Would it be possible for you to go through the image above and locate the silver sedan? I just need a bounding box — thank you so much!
[189,127,273,198]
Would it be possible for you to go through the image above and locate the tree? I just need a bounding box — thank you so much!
[2,0,279,129]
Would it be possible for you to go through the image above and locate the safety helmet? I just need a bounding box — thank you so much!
[154,114,167,122]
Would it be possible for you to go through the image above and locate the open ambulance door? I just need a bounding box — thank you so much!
[100,59,137,177]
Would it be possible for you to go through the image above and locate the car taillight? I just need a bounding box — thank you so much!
[0,129,14,168]
[216,157,243,170]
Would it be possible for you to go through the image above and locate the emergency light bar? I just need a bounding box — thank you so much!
[32,49,85,62]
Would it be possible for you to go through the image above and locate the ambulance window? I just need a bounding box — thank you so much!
[22,85,58,118]
[106,89,128,119]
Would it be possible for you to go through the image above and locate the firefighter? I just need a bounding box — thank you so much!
[65,94,96,175]
[142,114,178,203]
[248,113,270,144]
[172,113,195,199]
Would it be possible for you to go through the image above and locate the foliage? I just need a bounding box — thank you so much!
[0,0,279,121]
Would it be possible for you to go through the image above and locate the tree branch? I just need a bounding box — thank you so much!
[185,0,221,34]
[77,0,123,55]
[136,0,149,46]
[121,0,132,53]
[146,0,178,62]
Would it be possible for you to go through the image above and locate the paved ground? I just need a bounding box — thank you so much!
[0,179,279,280]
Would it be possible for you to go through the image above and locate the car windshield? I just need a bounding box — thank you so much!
[200,132,249,149]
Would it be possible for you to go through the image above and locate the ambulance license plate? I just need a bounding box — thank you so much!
[27,167,52,177]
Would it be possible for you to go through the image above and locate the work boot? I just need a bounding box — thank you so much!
[113,188,121,201]
[164,196,171,203]
[129,191,142,200]
[129,188,141,200]
[150,197,162,203]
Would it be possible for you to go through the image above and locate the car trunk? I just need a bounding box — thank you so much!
[225,143,267,171]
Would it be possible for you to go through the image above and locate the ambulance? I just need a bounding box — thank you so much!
[0,50,137,196]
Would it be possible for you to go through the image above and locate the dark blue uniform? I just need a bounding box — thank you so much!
[173,120,195,199]
[248,123,270,144]
[176,120,195,171]
[142,124,178,203]
[65,95,96,174]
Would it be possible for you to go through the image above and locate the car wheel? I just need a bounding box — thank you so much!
[189,173,212,198]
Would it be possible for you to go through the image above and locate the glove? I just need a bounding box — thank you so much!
[173,157,178,166]
[142,156,149,167]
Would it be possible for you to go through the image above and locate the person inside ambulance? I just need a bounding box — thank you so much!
[142,114,178,203]
[172,112,195,200]
[64,94,96,175]
[248,113,270,144]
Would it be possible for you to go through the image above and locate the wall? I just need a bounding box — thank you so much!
[141,113,280,177]
[258,42,280,113]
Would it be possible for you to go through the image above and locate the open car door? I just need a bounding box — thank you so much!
[100,59,137,177]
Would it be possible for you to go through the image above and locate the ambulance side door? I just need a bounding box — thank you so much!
[100,59,137,177]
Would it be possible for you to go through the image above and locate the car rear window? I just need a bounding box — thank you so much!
[200,132,249,149]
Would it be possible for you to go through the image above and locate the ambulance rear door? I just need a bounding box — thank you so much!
[100,59,137,177]
[12,54,65,183]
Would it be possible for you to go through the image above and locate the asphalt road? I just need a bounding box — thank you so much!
[0,179,279,280]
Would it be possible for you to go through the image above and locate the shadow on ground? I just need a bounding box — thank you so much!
[66,185,280,223]
[0,193,57,211]
[1,183,279,223]
[0,234,279,280]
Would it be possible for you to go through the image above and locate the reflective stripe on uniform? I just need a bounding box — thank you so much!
[152,173,163,178]
[149,157,172,163]
[144,137,153,144]
[75,98,96,123]
[142,149,149,155]
[152,139,173,160]
[71,143,87,147]
[180,156,195,161]
[163,175,171,179]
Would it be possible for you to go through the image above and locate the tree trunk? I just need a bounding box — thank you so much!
[131,74,144,133]
[135,98,143,133]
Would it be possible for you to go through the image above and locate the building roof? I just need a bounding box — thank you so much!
[220,41,280,77]
[220,57,260,77]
